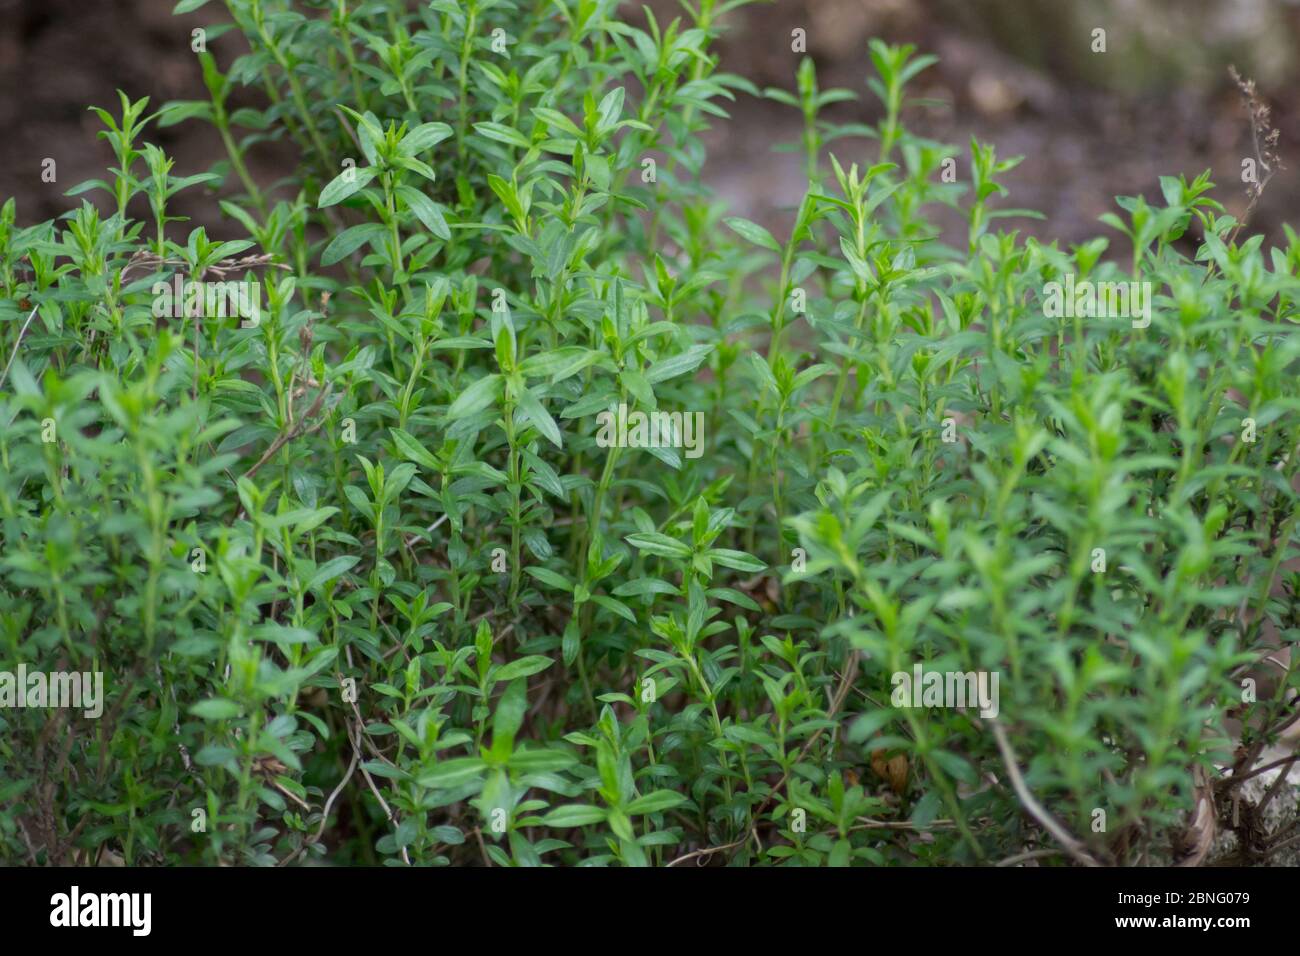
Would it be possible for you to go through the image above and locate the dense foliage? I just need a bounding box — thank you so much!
[2,0,1298,866]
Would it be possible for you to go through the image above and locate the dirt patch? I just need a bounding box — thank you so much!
[2,0,1297,252]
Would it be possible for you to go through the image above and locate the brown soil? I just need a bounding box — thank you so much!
[1,0,1296,252]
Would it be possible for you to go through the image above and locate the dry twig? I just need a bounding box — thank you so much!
[989,720,1103,867]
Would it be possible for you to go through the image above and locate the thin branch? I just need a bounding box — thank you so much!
[852,817,958,831]
[347,718,411,866]
[996,848,1063,867]
[665,831,750,868]
[471,826,493,867]
[989,720,1103,867]
[0,303,39,391]
[313,745,360,845]
[1216,752,1300,789]
[404,512,448,549]
[1254,752,1300,818]
[242,383,333,481]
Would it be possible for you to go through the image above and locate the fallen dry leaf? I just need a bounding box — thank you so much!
[871,749,910,795]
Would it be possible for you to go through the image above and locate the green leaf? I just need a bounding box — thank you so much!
[446,374,502,419]
[492,678,528,750]
[619,369,654,409]
[474,122,532,149]
[321,222,386,266]
[724,217,781,253]
[911,790,943,830]
[626,532,692,559]
[530,107,584,139]
[562,619,581,667]
[396,184,451,240]
[596,87,626,131]
[519,346,597,381]
[493,655,555,682]
[644,344,712,385]
[525,566,574,592]
[626,790,687,815]
[318,167,376,207]
[190,699,242,720]
[590,594,636,624]
[416,758,487,789]
[705,548,766,572]
[398,122,454,155]
[389,427,441,471]
[540,804,608,827]
[307,556,360,591]
[516,387,563,449]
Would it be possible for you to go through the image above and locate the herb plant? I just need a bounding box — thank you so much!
[2,0,1298,867]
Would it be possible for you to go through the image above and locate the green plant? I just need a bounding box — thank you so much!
[2,1,1298,868]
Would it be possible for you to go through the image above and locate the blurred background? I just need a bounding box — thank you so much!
[2,0,1298,246]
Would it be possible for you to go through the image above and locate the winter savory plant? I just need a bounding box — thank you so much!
[1,0,1298,868]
